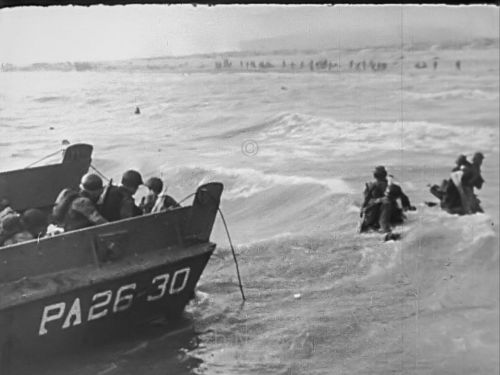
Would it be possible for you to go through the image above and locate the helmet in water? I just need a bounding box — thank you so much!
[122,170,144,188]
[81,173,104,192]
[145,177,163,194]
[373,165,387,179]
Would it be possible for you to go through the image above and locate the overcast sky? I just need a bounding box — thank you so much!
[0,5,498,64]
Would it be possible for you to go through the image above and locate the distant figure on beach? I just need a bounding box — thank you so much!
[456,60,461,70]
[135,107,141,115]
[415,61,427,69]
[433,59,438,70]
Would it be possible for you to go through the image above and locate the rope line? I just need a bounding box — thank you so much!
[218,207,246,301]
[177,192,196,206]
[89,164,111,182]
[25,150,61,168]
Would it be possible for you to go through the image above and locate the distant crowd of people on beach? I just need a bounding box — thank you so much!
[215,58,389,72]
[214,58,464,73]
[415,58,462,70]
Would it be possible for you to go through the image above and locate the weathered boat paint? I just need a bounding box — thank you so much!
[0,143,92,212]
[0,149,223,372]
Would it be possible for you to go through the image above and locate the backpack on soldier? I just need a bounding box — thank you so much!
[52,188,80,225]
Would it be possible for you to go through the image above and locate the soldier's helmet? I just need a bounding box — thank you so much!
[81,173,104,191]
[122,170,144,188]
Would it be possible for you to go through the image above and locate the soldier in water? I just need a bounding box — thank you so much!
[429,152,484,214]
[359,166,415,234]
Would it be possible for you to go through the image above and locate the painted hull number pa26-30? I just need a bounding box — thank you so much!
[38,267,191,336]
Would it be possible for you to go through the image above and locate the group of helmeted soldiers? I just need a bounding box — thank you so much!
[0,170,180,247]
[359,152,485,237]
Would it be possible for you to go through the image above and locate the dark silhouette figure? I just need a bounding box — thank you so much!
[456,60,461,70]
[135,107,141,115]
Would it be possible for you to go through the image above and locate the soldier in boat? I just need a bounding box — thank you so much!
[53,173,108,231]
[359,166,415,233]
[0,209,48,246]
[99,169,144,221]
[140,177,180,214]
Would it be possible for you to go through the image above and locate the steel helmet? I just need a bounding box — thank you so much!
[373,165,387,179]
[145,177,163,194]
[473,152,484,162]
[81,173,104,191]
[122,170,144,188]
[1,214,22,233]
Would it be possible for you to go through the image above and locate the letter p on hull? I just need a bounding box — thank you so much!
[39,302,66,336]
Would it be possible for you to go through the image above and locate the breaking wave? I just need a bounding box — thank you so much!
[165,165,352,201]
[32,95,69,103]
[404,89,499,101]
[229,112,499,157]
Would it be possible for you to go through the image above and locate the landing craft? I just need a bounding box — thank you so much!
[0,144,223,372]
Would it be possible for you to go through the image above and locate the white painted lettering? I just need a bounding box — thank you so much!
[39,302,66,336]
[62,298,82,329]
[170,268,190,294]
[113,283,136,312]
[88,290,112,321]
[147,273,169,302]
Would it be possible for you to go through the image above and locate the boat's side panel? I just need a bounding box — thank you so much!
[1,247,213,363]
[0,160,90,212]
[0,182,223,284]
[0,208,190,283]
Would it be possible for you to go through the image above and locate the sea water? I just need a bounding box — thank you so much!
[0,46,499,374]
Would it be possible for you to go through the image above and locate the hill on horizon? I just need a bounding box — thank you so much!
[239,27,499,53]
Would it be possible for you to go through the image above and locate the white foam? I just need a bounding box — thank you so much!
[191,166,353,200]
[251,112,499,158]
[404,89,499,101]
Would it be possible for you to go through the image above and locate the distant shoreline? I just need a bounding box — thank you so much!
[1,38,498,74]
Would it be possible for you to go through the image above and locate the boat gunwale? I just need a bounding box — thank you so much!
[0,205,189,252]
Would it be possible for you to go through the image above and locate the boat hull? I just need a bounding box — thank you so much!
[1,242,214,368]
[0,181,223,372]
